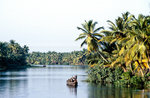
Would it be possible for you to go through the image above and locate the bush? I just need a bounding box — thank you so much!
[87,64,150,88]
[130,76,143,88]
[87,65,123,84]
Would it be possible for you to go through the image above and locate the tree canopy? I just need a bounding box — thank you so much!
[27,49,88,65]
[76,12,150,88]
[0,40,29,69]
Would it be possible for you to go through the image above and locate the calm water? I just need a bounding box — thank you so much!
[0,65,150,98]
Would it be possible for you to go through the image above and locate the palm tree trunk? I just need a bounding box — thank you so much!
[120,64,127,72]
[140,68,144,77]
[137,60,144,77]
[97,51,108,62]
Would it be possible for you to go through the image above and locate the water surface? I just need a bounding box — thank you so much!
[0,65,150,98]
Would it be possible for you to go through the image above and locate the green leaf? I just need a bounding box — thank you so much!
[75,36,86,41]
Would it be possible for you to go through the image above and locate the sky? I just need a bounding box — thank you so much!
[0,0,150,52]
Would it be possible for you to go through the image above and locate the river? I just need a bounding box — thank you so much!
[0,65,150,98]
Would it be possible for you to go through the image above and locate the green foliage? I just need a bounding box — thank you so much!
[87,65,123,84]
[130,76,143,88]
[0,40,29,69]
[116,75,145,88]
[77,12,150,88]
[27,49,88,65]
[87,65,149,88]
[121,71,132,80]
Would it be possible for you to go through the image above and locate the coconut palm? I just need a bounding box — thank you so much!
[76,20,108,62]
[121,14,150,76]
[103,13,150,76]
[99,12,134,70]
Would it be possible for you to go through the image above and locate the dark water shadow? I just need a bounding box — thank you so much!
[87,83,150,98]
[0,68,27,77]
[67,85,78,96]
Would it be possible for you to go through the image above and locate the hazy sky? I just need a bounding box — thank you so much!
[0,0,149,52]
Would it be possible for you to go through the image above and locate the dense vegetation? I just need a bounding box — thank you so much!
[27,49,87,65]
[0,40,87,70]
[0,40,29,70]
[76,12,150,88]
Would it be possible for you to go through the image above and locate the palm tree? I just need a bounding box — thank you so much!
[122,14,150,76]
[76,20,104,51]
[102,12,150,76]
[99,12,134,71]
[76,20,108,62]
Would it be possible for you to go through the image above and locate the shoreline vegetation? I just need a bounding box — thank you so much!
[0,40,88,71]
[27,49,87,65]
[0,40,30,70]
[76,12,150,88]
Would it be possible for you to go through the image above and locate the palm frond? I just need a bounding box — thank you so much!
[93,27,104,33]
[79,33,87,37]
[77,27,88,33]
[92,21,98,30]
[81,24,89,32]
[107,20,116,26]
[100,30,112,36]
[80,39,87,47]
[124,14,134,27]
[88,20,93,32]
[93,33,103,37]
[107,20,118,31]
[100,36,114,42]
[75,36,86,41]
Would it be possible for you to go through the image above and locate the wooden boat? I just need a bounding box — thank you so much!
[67,80,78,87]
[66,76,78,87]
[43,65,46,67]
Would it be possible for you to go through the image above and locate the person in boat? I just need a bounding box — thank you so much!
[71,75,77,82]
[67,75,78,86]
[67,75,77,82]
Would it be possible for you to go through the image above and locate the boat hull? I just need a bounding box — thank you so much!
[67,81,78,87]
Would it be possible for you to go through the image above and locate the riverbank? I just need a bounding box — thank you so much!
[87,65,150,89]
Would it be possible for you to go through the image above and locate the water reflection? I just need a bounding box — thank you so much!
[67,86,77,96]
[0,65,150,98]
[0,79,28,98]
[88,84,150,98]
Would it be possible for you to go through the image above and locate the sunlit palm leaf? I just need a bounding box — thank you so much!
[77,27,88,33]
[93,27,104,33]
[75,36,86,41]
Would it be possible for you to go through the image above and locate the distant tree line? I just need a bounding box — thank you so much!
[0,40,88,70]
[0,40,29,69]
[27,49,88,65]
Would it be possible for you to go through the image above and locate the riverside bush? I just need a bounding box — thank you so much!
[87,65,150,88]
[87,65,123,84]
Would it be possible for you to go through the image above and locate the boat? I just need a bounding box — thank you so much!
[67,80,78,87]
[43,65,46,67]
[66,75,78,87]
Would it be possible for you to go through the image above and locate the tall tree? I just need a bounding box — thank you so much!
[101,12,150,76]
[76,20,108,62]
